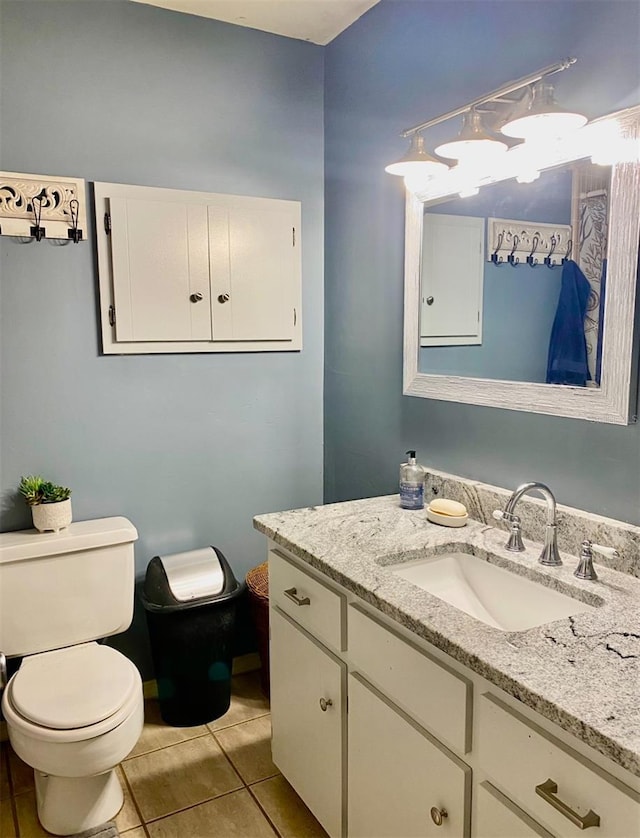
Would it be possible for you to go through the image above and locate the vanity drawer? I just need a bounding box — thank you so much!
[476,693,640,838]
[348,603,472,754]
[269,549,346,651]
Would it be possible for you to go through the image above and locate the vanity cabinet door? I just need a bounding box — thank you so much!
[270,607,346,838]
[348,674,471,838]
[474,781,553,838]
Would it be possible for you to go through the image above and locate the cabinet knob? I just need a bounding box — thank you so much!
[190,292,204,303]
[319,697,333,712]
[426,296,435,306]
[217,293,230,304]
[430,807,448,827]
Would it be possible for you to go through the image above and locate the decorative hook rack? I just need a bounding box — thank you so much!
[488,217,572,268]
[0,172,87,244]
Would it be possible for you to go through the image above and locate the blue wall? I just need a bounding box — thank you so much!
[0,1,324,672]
[324,0,640,523]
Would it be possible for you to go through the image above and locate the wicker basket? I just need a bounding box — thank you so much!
[246,562,270,696]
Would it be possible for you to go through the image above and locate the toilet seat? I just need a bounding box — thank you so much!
[3,643,142,743]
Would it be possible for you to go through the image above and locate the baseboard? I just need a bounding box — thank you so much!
[142,653,261,700]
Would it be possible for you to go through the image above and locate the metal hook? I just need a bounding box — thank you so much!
[30,194,46,242]
[507,234,520,266]
[490,231,504,266]
[526,234,540,267]
[561,238,573,265]
[544,235,558,268]
[67,198,82,243]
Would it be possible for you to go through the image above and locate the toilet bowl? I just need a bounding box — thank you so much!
[2,642,144,835]
[0,517,142,836]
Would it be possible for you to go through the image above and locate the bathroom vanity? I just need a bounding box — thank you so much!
[254,471,640,838]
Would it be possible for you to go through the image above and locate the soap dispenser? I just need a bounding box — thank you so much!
[399,450,425,510]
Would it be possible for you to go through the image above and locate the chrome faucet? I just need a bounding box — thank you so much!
[496,482,562,567]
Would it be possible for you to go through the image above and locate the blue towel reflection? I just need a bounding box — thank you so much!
[546,260,592,386]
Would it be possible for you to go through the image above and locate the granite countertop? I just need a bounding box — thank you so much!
[254,495,640,777]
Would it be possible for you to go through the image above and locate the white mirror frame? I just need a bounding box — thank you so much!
[403,105,640,425]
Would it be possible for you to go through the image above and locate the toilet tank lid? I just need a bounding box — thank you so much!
[0,517,138,564]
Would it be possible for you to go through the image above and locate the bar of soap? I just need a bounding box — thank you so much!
[429,498,467,517]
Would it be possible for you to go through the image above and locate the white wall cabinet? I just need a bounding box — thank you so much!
[95,182,301,354]
[266,544,640,838]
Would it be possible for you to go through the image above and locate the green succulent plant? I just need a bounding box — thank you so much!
[19,475,71,505]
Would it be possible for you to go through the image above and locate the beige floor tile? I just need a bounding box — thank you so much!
[121,828,147,837]
[123,735,242,822]
[14,790,48,837]
[214,716,278,785]
[127,700,209,758]
[147,788,277,838]
[250,775,328,838]
[115,766,143,832]
[0,796,17,838]
[207,672,270,732]
[7,747,34,795]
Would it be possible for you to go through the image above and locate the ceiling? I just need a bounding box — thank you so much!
[130,0,381,45]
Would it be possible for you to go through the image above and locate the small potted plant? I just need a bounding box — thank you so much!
[19,475,72,533]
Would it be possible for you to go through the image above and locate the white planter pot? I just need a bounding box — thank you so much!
[31,499,72,533]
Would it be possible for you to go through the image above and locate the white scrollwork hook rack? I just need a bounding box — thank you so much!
[0,172,87,244]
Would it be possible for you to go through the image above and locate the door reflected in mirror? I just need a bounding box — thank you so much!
[419,160,611,387]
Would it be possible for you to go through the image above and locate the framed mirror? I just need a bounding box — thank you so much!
[403,105,640,424]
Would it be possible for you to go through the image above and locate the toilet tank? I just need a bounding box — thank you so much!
[0,517,138,657]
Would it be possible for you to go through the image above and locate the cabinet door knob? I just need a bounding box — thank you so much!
[190,292,204,303]
[217,293,230,303]
[426,296,435,305]
[319,697,333,712]
[430,807,448,826]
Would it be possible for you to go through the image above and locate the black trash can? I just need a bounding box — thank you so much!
[141,546,245,726]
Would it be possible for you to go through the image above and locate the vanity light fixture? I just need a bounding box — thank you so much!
[501,80,587,140]
[386,58,583,189]
[385,133,449,178]
[434,110,508,161]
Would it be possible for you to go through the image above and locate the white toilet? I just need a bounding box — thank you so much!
[0,517,144,836]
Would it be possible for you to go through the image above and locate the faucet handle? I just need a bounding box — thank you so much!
[492,509,525,551]
[574,541,618,581]
[590,543,620,560]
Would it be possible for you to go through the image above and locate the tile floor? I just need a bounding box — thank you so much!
[0,672,327,838]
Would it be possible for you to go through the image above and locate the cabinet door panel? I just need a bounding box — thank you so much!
[227,207,295,341]
[421,213,483,345]
[110,197,211,342]
[348,674,470,838]
[270,608,345,838]
[474,782,553,838]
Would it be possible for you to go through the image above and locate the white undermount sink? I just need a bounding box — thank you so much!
[388,552,595,631]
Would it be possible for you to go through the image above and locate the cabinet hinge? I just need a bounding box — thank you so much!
[104,212,111,235]
[292,226,296,247]
[108,305,116,327]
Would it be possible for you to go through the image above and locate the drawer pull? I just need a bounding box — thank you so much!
[535,779,600,830]
[284,587,310,607]
[430,807,448,826]
[319,697,333,712]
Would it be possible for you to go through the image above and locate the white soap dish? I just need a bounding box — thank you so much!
[426,507,468,528]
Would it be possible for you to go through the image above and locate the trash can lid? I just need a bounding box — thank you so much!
[141,546,243,612]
